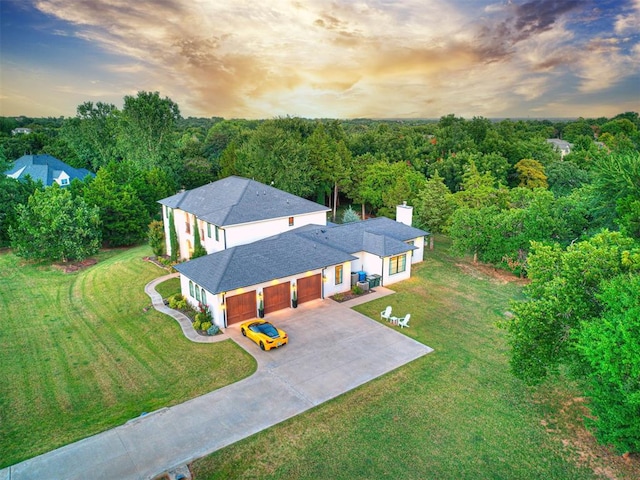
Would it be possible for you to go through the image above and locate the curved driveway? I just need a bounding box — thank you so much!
[3,277,433,480]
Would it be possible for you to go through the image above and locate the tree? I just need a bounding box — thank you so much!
[169,210,179,262]
[506,231,639,384]
[118,91,181,170]
[62,102,120,171]
[84,162,148,247]
[449,206,497,263]
[514,159,548,189]
[414,171,455,248]
[148,220,165,257]
[235,120,317,198]
[191,220,207,259]
[576,273,640,454]
[453,162,508,209]
[10,184,101,262]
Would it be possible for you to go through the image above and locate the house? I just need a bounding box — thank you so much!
[11,127,32,135]
[159,176,428,329]
[4,154,94,187]
[546,139,573,158]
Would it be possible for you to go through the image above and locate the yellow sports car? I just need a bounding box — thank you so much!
[240,320,288,351]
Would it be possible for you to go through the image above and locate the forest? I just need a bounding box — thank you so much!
[1,91,639,455]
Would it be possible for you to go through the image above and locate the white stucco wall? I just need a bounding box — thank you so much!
[382,252,412,286]
[164,208,328,260]
[408,236,425,264]
[225,211,327,248]
[322,262,354,297]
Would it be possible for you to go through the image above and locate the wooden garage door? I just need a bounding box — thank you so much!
[226,290,256,325]
[297,274,322,304]
[264,282,290,314]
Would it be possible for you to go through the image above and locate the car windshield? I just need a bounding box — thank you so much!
[256,322,279,338]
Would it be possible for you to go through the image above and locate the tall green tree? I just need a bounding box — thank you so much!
[169,210,179,262]
[10,184,101,262]
[506,230,639,384]
[62,102,120,171]
[576,273,640,454]
[118,91,181,170]
[414,171,455,242]
[84,162,148,247]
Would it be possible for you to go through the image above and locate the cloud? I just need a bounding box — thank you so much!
[4,0,636,118]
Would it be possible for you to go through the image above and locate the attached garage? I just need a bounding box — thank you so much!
[264,282,291,314]
[297,274,322,304]
[226,290,256,325]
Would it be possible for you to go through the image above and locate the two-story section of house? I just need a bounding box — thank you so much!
[158,176,330,260]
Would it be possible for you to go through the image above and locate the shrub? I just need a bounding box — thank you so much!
[333,293,345,302]
[207,324,220,336]
[200,321,212,332]
[342,205,361,223]
[351,285,363,295]
[168,294,185,309]
[192,320,202,330]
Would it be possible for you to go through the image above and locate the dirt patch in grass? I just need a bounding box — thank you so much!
[54,258,98,273]
[537,388,640,480]
[455,261,530,286]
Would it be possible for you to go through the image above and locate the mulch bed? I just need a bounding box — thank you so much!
[330,288,375,303]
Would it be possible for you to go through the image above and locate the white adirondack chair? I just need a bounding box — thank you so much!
[380,306,392,322]
[397,314,411,328]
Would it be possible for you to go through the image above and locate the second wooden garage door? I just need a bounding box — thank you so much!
[264,282,290,314]
[226,290,256,325]
[297,274,322,304]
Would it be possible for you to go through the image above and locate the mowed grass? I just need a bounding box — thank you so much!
[0,246,255,467]
[192,237,602,480]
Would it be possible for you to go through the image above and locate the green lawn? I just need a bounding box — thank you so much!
[191,237,608,479]
[0,246,256,467]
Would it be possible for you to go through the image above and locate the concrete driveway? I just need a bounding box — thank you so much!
[3,297,432,480]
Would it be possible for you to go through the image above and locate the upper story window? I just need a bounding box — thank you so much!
[185,219,191,234]
[407,240,414,257]
[215,225,220,241]
[389,254,406,275]
[335,265,343,285]
[207,223,211,238]
[189,281,194,297]
[289,217,294,227]
[60,178,69,186]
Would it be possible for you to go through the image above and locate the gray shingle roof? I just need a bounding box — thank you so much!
[158,176,329,226]
[297,217,428,257]
[175,231,357,294]
[175,217,428,294]
[4,154,94,186]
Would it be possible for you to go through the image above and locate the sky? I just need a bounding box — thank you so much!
[1,0,639,119]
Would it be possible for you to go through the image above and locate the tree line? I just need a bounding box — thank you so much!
[1,93,639,454]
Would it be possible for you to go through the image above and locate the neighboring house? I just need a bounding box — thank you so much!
[4,154,94,187]
[11,127,32,135]
[546,138,573,158]
[159,176,428,329]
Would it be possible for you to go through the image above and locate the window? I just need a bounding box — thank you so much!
[215,226,219,241]
[207,223,211,238]
[195,285,201,302]
[389,254,406,275]
[407,240,414,258]
[189,281,194,297]
[288,216,294,226]
[201,288,206,304]
[185,219,191,234]
[60,178,69,186]
[335,265,343,285]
